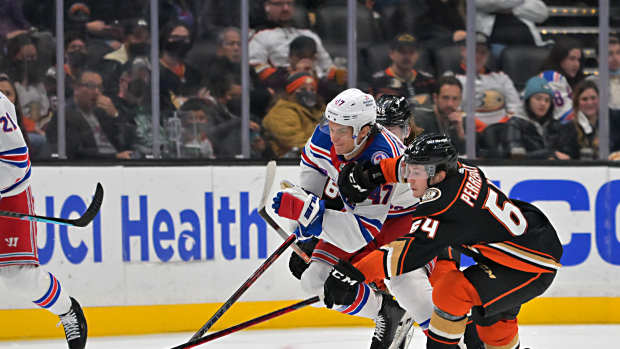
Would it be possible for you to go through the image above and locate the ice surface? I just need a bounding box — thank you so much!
[3,325,618,348]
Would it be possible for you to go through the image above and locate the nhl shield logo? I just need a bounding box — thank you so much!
[421,188,441,203]
[371,151,389,165]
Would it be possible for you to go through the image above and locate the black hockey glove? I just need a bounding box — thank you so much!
[337,160,386,204]
[288,237,319,280]
[323,260,366,309]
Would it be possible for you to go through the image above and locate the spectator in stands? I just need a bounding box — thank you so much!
[505,76,570,160]
[413,75,466,154]
[477,0,550,59]
[377,0,466,51]
[204,27,274,121]
[159,20,202,112]
[255,34,316,92]
[0,73,52,159]
[64,31,90,95]
[609,36,620,111]
[370,33,437,106]
[204,27,242,87]
[100,18,150,95]
[47,70,133,159]
[204,74,260,158]
[249,0,334,78]
[4,33,52,142]
[177,98,216,159]
[539,37,585,122]
[589,35,620,111]
[255,35,345,101]
[453,32,520,130]
[557,80,604,160]
[262,72,323,158]
[113,58,158,158]
[102,18,150,66]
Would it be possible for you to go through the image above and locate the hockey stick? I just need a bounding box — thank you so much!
[172,296,320,349]
[188,233,297,341]
[257,161,311,264]
[0,183,103,227]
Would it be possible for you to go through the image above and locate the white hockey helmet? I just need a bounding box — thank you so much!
[323,88,376,138]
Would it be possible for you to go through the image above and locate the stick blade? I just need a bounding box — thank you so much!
[73,183,104,227]
[258,161,276,211]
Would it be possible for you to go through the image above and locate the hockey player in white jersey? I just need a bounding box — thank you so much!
[271,89,432,348]
[0,92,87,349]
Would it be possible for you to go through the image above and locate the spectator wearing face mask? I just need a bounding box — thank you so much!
[262,72,323,158]
[63,31,89,96]
[4,33,51,135]
[159,21,201,112]
[99,18,150,96]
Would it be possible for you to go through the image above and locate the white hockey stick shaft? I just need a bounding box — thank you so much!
[258,161,311,264]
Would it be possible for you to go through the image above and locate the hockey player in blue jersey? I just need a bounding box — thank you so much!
[271,88,422,348]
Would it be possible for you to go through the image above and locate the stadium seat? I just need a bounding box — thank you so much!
[434,45,462,75]
[477,122,510,159]
[500,45,551,90]
[315,4,379,45]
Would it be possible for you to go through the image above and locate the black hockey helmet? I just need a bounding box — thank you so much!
[403,133,458,177]
[376,94,410,127]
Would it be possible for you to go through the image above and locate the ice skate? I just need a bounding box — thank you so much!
[370,295,406,349]
[391,314,414,349]
[58,297,87,349]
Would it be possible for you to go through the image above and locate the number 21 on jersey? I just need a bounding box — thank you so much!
[0,112,17,133]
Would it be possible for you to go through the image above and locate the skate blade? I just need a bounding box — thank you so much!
[389,315,415,349]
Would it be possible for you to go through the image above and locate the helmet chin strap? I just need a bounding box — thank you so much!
[343,133,370,159]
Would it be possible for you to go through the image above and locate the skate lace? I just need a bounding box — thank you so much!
[58,309,81,341]
[373,313,387,341]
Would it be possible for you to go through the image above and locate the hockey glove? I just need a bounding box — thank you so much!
[323,260,366,309]
[272,187,325,240]
[338,160,386,203]
[289,237,318,280]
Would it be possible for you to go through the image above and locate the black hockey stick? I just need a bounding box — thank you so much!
[172,296,320,349]
[0,183,103,227]
[188,233,297,341]
[257,161,311,263]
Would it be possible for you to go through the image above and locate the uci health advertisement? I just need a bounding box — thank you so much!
[0,164,619,310]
